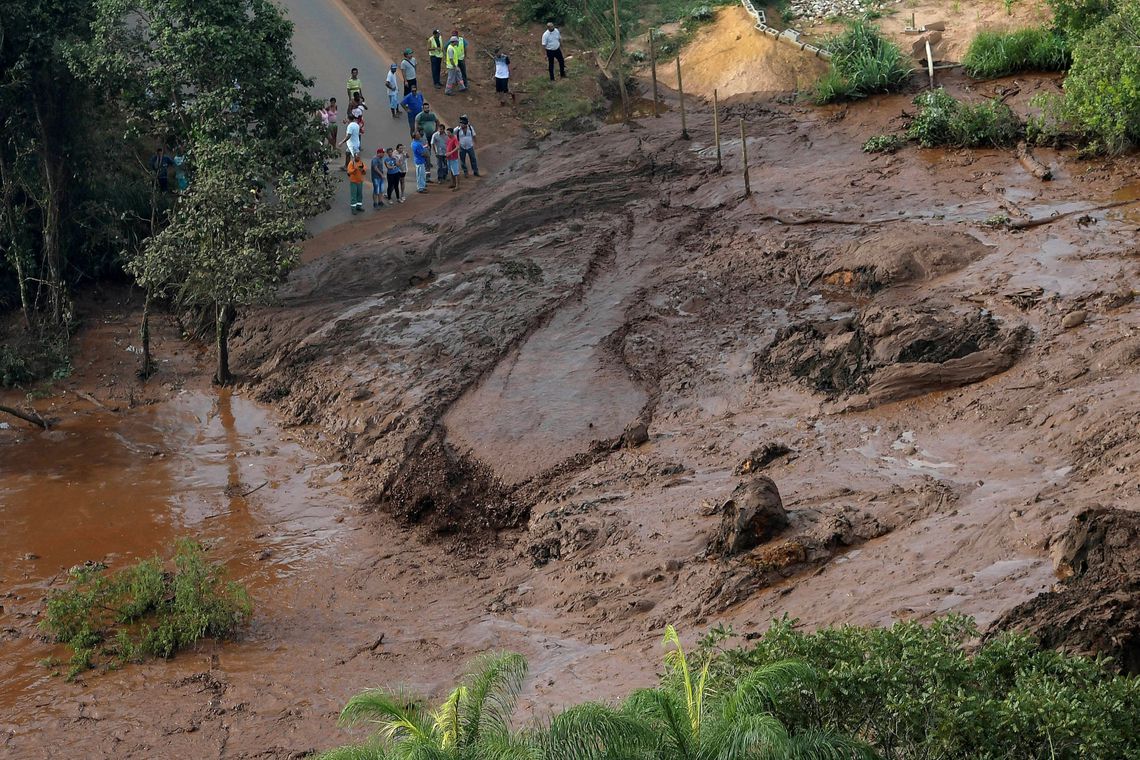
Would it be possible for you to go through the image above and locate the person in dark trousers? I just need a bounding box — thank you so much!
[400,48,418,95]
[383,147,402,203]
[150,146,173,191]
[455,115,478,177]
[490,47,515,106]
[346,67,364,103]
[427,30,444,88]
[541,22,565,81]
[452,28,469,86]
[399,84,423,138]
[430,122,448,183]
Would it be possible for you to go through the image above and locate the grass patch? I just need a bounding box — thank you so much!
[863,133,907,153]
[907,88,1023,148]
[520,58,606,133]
[0,327,72,389]
[814,20,912,104]
[40,539,251,680]
[963,28,1071,78]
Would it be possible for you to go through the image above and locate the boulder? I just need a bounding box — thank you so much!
[712,476,788,556]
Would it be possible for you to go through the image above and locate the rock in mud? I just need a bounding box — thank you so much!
[733,442,792,474]
[1061,310,1087,329]
[994,508,1140,674]
[621,422,650,449]
[822,226,990,294]
[711,476,788,556]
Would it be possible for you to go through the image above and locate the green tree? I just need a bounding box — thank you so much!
[625,626,873,760]
[1063,0,1140,152]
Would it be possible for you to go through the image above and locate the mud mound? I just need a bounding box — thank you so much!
[381,433,527,533]
[823,227,991,293]
[995,508,1140,674]
[756,304,1029,408]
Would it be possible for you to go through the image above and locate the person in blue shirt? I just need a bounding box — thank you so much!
[411,132,430,193]
[399,85,423,139]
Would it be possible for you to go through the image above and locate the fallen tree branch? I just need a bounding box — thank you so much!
[1005,199,1135,230]
[0,404,49,429]
[1016,141,1052,181]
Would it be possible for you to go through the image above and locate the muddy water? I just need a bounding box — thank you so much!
[0,390,346,714]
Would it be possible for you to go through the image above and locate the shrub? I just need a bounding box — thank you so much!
[1026,92,1078,146]
[1062,0,1140,153]
[863,133,907,153]
[963,28,1071,78]
[908,88,1023,147]
[40,539,251,679]
[814,21,912,104]
[1047,0,1117,35]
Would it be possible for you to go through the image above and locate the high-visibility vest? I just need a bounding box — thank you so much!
[446,43,460,68]
[427,34,443,58]
[455,37,466,60]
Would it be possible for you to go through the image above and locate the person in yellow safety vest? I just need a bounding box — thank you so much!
[450,28,468,88]
[427,29,444,88]
[445,36,467,95]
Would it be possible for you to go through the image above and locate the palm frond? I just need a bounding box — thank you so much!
[458,651,529,747]
[470,729,542,760]
[721,660,816,721]
[312,743,389,760]
[771,729,880,760]
[662,624,711,739]
[540,701,656,760]
[338,688,435,746]
[624,688,694,759]
[706,712,789,760]
[433,686,465,749]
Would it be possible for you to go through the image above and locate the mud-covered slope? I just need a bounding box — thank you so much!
[235,92,1140,659]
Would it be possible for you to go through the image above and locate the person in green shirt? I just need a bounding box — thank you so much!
[414,103,438,152]
[427,30,444,88]
[346,67,364,103]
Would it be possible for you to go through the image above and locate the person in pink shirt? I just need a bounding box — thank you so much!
[445,127,461,191]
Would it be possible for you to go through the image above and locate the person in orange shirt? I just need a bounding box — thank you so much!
[347,154,366,213]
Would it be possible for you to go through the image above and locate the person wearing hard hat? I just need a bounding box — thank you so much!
[445,35,466,95]
[451,28,469,86]
[427,30,444,88]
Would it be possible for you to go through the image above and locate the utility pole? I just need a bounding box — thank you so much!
[649,28,659,117]
[676,57,688,139]
[612,0,630,123]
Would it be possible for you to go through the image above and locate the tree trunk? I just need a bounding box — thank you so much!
[32,86,70,328]
[0,404,49,429]
[214,302,236,386]
[139,289,154,379]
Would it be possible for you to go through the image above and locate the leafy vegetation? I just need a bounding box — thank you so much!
[814,21,912,104]
[907,89,1022,148]
[862,134,907,153]
[40,539,251,680]
[962,28,1071,78]
[1047,0,1118,35]
[522,58,607,133]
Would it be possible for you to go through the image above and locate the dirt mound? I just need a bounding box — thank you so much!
[823,227,991,293]
[995,508,1140,674]
[757,304,1029,408]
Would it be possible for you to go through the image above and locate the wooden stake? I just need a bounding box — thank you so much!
[677,57,689,139]
[925,39,935,88]
[740,117,750,196]
[713,89,722,171]
[612,0,630,122]
[649,28,659,117]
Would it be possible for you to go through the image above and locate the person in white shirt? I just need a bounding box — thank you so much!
[385,63,400,118]
[455,114,479,177]
[541,22,565,81]
[338,113,362,171]
[490,47,514,106]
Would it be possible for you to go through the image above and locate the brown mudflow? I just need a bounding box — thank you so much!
[3,73,1140,757]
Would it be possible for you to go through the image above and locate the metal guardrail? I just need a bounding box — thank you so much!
[740,0,832,60]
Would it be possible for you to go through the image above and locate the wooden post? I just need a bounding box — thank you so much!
[649,28,659,117]
[612,0,630,122]
[740,117,750,196]
[925,39,935,88]
[676,57,689,139]
[713,88,722,171]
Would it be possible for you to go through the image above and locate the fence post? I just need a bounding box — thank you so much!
[649,29,659,118]
[612,0,630,122]
[713,88,722,171]
[740,118,751,197]
[676,57,688,139]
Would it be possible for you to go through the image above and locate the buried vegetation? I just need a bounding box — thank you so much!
[316,617,1140,759]
[40,539,251,679]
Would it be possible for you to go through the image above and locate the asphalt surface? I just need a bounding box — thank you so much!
[279,0,420,234]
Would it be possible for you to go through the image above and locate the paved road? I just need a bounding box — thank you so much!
[279,0,418,234]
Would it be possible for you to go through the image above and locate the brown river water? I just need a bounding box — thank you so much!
[0,390,348,718]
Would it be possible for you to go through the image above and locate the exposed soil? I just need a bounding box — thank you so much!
[3,1,1140,758]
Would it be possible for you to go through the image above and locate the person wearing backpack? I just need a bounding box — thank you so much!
[455,115,479,178]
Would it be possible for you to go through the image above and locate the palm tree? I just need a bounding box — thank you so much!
[624,625,875,760]
[326,651,532,760]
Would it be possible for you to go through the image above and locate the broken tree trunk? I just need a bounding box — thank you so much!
[1017,141,1053,181]
[0,404,49,429]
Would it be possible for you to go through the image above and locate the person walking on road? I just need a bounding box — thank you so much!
[412,132,430,193]
[400,85,423,138]
[338,111,362,171]
[431,122,449,183]
[383,148,403,203]
[427,30,445,88]
[542,22,566,81]
[451,29,469,86]
[370,148,386,209]
[456,115,479,177]
[346,152,366,214]
[445,128,461,191]
[491,48,514,106]
[346,67,364,104]
[445,36,466,95]
[400,48,418,95]
[386,64,400,117]
[415,102,438,142]
[321,98,338,148]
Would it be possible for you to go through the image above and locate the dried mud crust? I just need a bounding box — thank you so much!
[995,508,1140,674]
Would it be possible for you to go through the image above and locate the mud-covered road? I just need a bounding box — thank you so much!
[3,65,1139,758]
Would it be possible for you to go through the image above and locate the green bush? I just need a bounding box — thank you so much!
[1047,0,1117,35]
[1062,0,1140,153]
[863,133,907,153]
[963,28,1071,78]
[40,539,251,679]
[0,328,72,388]
[908,88,1023,147]
[814,21,913,104]
[1026,92,1078,146]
